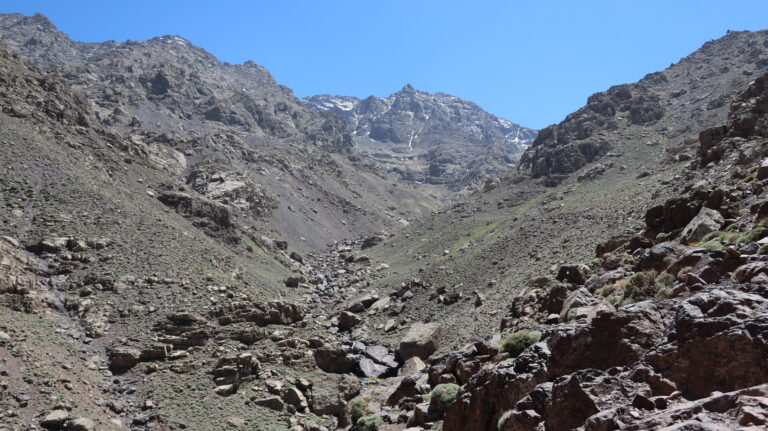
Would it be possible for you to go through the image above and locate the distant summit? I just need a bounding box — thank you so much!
[303,85,536,194]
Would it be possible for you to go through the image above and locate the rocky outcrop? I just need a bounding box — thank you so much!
[212,301,306,326]
[157,190,233,231]
[186,159,275,216]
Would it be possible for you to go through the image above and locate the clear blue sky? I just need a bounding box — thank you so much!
[2,1,767,129]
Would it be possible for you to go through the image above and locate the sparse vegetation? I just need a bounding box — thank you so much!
[429,383,460,413]
[698,240,725,251]
[621,271,675,304]
[356,414,382,431]
[350,399,368,425]
[499,330,542,357]
[701,227,768,244]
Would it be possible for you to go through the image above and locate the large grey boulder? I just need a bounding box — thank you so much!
[680,207,723,244]
[398,322,443,361]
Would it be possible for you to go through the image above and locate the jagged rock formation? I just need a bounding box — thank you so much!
[303,85,536,194]
[519,30,768,185]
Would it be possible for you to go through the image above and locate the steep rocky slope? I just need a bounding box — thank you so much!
[303,86,536,196]
[519,30,768,184]
[0,12,439,251]
[295,69,768,431]
[343,29,768,352]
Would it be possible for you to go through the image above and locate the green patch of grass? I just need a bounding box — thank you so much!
[740,227,768,243]
[699,228,767,245]
[499,330,542,357]
[621,271,676,304]
[357,414,382,431]
[445,221,499,255]
[429,383,460,413]
[350,399,368,425]
[700,231,741,243]
[698,240,724,251]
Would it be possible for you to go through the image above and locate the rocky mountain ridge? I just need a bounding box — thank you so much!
[0,12,441,250]
[303,85,536,195]
[518,29,768,185]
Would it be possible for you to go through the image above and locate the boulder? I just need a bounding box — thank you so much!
[679,207,724,244]
[67,418,95,431]
[107,346,142,373]
[41,410,69,428]
[283,387,308,411]
[733,262,768,282]
[284,276,305,288]
[252,396,284,412]
[559,288,599,321]
[758,158,768,181]
[365,345,398,368]
[338,311,361,331]
[314,344,357,373]
[400,357,427,376]
[645,290,768,398]
[635,241,689,272]
[556,264,591,285]
[398,322,443,361]
[361,232,388,249]
[359,358,388,378]
[157,191,232,230]
[346,294,378,312]
[310,373,360,418]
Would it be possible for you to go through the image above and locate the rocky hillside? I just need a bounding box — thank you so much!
[303,86,536,195]
[0,12,439,250]
[519,29,768,185]
[286,69,768,431]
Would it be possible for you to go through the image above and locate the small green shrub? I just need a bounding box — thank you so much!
[622,271,659,303]
[606,296,622,306]
[700,231,740,243]
[724,223,739,232]
[698,240,724,251]
[656,273,676,287]
[429,383,460,413]
[758,244,768,255]
[499,330,542,357]
[629,271,656,288]
[357,414,382,431]
[655,287,674,299]
[566,308,580,321]
[739,227,768,243]
[350,399,368,425]
[656,232,670,241]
